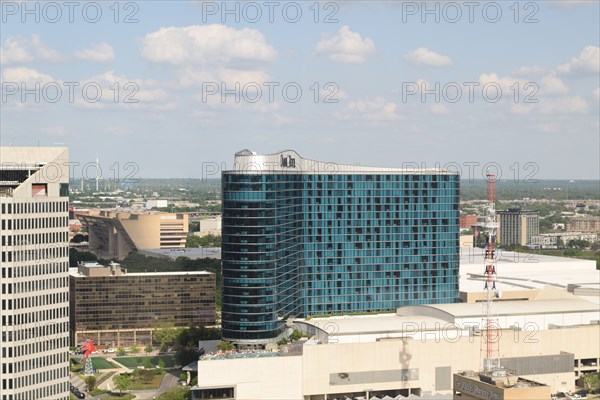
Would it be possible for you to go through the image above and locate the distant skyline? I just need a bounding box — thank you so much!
[1,1,599,179]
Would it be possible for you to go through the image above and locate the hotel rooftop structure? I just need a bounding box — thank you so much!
[222,150,461,343]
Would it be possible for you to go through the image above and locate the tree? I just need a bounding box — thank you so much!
[141,369,155,382]
[116,346,127,356]
[130,343,140,354]
[583,372,599,390]
[112,374,132,394]
[84,375,97,392]
[145,343,153,354]
[185,235,203,248]
[568,239,592,249]
[70,233,89,244]
[185,233,221,248]
[216,341,235,351]
[154,325,181,347]
[175,348,199,367]
[156,386,190,400]
[159,343,169,354]
[290,329,303,341]
[69,249,98,268]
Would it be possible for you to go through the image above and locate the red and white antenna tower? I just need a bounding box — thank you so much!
[481,173,500,372]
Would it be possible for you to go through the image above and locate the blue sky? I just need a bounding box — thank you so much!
[1,1,599,180]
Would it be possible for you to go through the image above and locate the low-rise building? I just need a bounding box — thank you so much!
[69,262,215,346]
[195,215,222,237]
[453,371,551,400]
[77,209,189,259]
[568,216,600,233]
[460,214,478,230]
[189,248,600,400]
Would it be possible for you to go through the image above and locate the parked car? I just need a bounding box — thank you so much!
[74,390,85,399]
[104,348,116,354]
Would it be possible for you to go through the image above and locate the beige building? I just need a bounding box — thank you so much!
[453,371,551,400]
[568,216,600,233]
[192,302,598,400]
[78,209,189,259]
[191,247,600,400]
[0,147,70,400]
[194,215,222,237]
[69,262,215,346]
[497,209,539,246]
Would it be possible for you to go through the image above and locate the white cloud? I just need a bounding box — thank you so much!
[553,0,596,7]
[405,47,452,67]
[1,67,54,85]
[512,65,547,77]
[141,25,276,88]
[0,34,61,65]
[41,126,67,136]
[75,42,115,63]
[512,96,588,115]
[315,26,375,64]
[141,25,276,66]
[594,87,600,100]
[29,34,61,63]
[540,74,569,95]
[0,38,33,65]
[479,73,532,96]
[557,46,599,75]
[334,97,401,121]
[430,103,449,115]
[76,70,173,110]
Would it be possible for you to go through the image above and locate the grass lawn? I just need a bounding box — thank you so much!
[97,371,116,386]
[72,357,118,370]
[107,394,136,399]
[113,355,175,368]
[129,374,164,390]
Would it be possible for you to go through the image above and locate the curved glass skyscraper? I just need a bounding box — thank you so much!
[222,150,460,343]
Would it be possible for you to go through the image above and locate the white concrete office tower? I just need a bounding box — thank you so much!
[0,147,70,400]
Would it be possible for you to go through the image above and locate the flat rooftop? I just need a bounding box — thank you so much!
[298,290,600,338]
[298,313,450,337]
[399,297,600,320]
[69,267,213,278]
[459,246,599,299]
[230,149,459,175]
[137,247,221,260]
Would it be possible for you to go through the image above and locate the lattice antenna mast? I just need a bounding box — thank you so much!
[481,173,500,372]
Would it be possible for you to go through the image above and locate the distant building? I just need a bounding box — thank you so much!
[145,199,168,209]
[535,232,599,247]
[0,146,70,400]
[69,262,215,346]
[222,149,460,344]
[195,215,222,237]
[497,209,539,246]
[568,216,600,233]
[460,214,478,230]
[77,210,189,259]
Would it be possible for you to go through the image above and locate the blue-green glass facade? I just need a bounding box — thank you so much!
[222,172,460,341]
